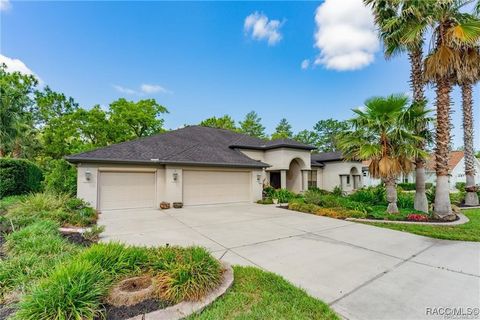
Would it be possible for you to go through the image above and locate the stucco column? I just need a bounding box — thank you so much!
[302,170,309,191]
[280,170,287,189]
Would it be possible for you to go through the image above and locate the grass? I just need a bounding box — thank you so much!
[1,193,97,230]
[0,221,80,302]
[189,266,339,320]
[363,209,480,242]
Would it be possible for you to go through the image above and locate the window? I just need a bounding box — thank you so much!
[363,171,367,177]
[308,170,317,189]
[346,175,350,185]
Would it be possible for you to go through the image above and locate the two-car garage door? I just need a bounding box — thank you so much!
[98,170,251,210]
[183,170,251,206]
[99,172,156,210]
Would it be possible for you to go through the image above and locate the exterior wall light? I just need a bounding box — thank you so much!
[173,172,178,182]
[85,170,92,181]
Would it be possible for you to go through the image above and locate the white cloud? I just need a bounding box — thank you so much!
[140,84,170,94]
[301,59,310,70]
[113,83,171,95]
[112,85,137,95]
[244,12,283,46]
[314,0,379,71]
[0,0,11,11]
[0,54,42,83]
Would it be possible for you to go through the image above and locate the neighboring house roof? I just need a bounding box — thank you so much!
[311,151,347,167]
[65,126,314,168]
[362,151,468,172]
[425,150,464,172]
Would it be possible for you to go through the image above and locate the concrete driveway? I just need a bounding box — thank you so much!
[99,204,480,320]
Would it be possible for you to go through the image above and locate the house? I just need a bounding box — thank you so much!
[362,151,480,190]
[66,126,362,210]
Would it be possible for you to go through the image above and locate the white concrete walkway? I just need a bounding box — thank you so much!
[99,204,480,320]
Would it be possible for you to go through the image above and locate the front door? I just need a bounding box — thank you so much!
[270,172,281,189]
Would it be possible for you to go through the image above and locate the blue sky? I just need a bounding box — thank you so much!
[1,0,478,149]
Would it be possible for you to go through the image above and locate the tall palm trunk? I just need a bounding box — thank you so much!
[461,83,479,206]
[409,48,428,213]
[384,177,399,213]
[433,77,455,220]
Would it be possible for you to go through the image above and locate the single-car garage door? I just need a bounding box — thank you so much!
[99,172,155,210]
[183,170,251,205]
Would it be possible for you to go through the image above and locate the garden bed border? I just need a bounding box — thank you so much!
[346,213,469,226]
[128,262,234,320]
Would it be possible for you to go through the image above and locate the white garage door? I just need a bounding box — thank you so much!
[99,172,155,210]
[183,170,251,205]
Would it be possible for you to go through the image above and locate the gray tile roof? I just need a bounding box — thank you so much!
[65,126,315,168]
[311,151,345,167]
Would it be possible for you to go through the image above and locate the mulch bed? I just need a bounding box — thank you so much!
[99,299,172,320]
[0,304,16,319]
[62,232,93,246]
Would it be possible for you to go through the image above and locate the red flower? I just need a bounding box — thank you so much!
[407,214,428,222]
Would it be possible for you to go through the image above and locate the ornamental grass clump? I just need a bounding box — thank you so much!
[14,260,108,320]
[150,246,223,303]
[4,193,97,228]
[0,221,79,303]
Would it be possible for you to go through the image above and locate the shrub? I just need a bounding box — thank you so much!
[263,186,276,199]
[0,221,79,302]
[42,159,77,196]
[332,186,343,196]
[150,246,222,303]
[82,225,105,242]
[273,189,296,203]
[397,182,416,190]
[397,191,414,209]
[257,198,274,205]
[455,182,466,191]
[407,214,429,222]
[4,193,97,228]
[0,159,43,198]
[348,186,386,205]
[14,260,107,320]
[288,202,366,219]
[77,243,150,277]
[304,190,372,213]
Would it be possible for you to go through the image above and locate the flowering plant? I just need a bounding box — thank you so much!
[407,214,428,222]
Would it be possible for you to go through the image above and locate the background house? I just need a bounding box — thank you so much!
[362,151,480,190]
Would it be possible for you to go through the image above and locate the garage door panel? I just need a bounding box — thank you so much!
[183,171,250,205]
[99,172,155,210]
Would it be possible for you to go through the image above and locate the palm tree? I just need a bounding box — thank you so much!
[337,94,427,213]
[454,46,480,206]
[423,0,480,220]
[365,0,431,212]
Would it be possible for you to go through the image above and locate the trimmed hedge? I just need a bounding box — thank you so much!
[398,182,433,191]
[0,158,43,198]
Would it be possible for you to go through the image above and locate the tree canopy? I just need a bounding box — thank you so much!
[271,118,293,140]
[199,115,237,131]
[239,111,266,138]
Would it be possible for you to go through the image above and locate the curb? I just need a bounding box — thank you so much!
[346,213,469,226]
[128,262,234,320]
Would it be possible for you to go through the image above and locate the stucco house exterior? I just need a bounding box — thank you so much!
[66,126,362,210]
[362,151,480,190]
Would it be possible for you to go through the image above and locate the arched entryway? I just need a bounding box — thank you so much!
[286,158,304,193]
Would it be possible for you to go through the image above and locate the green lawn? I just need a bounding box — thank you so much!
[189,266,339,320]
[363,209,480,242]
